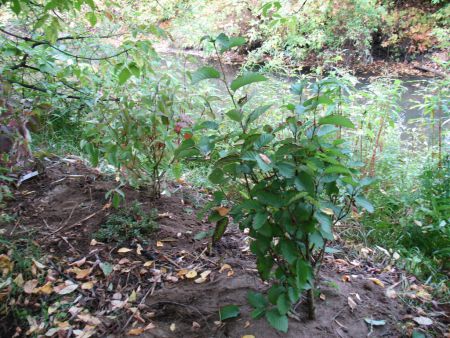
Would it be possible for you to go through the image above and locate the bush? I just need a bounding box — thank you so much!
[188,34,371,332]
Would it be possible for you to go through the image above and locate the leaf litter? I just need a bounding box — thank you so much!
[0,159,448,337]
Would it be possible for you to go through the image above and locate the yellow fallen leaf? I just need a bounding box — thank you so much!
[368,278,385,288]
[319,293,326,301]
[170,323,176,332]
[156,241,164,247]
[129,290,137,302]
[186,270,197,279]
[14,273,24,287]
[69,267,92,280]
[143,261,154,267]
[127,327,145,335]
[219,264,232,273]
[90,239,98,246]
[0,254,13,274]
[81,281,95,290]
[118,248,133,253]
[242,336,256,338]
[37,282,53,295]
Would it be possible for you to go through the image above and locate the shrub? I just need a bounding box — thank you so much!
[188,34,371,332]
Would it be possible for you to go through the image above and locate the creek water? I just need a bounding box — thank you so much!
[159,50,444,142]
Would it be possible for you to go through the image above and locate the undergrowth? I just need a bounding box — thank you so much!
[94,202,158,243]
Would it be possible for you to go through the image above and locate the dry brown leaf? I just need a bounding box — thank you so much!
[347,296,357,311]
[32,259,46,270]
[242,336,256,338]
[385,289,397,299]
[90,239,98,246]
[342,275,351,282]
[136,244,143,255]
[57,283,78,295]
[319,294,326,301]
[69,257,86,267]
[368,278,385,288]
[156,241,164,247]
[192,321,200,329]
[118,248,132,253]
[194,277,207,284]
[70,267,92,280]
[78,313,101,326]
[144,323,156,330]
[216,207,230,217]
[127,327,145,336]
[200,270,211,279]
[23,279,39,294]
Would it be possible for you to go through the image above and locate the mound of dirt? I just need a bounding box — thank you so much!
[1,158,441,338]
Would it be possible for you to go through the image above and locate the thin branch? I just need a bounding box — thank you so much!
[7,79,119,102]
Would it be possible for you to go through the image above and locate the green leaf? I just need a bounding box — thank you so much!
[319,115,355,129]
[112,192,121,208]
[279,239,297,264]
[193,230,214,240]
[11,0,21,14]
[219,305,240,321]
[100,262,113,276]
[216,33,246,52]
[118,68,132,85]
[212,217,229,244]
[231,72,267,92]
[256,191,284,208]
[252,212,268,230]
[251,307,266,319]
[324,165,351,175]
[191,66,220,84]
[209,168,225,184]
[355,196,374,213]
[276,294,290,315]
[296,259,312,287]
[248,291,268,309]
[246,104,272,126]
[86,12,97,26]
[276,161,296,178]
[265,309,288,333]
[226,109,242,122]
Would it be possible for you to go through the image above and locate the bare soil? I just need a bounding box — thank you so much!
[1,158,444,337]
